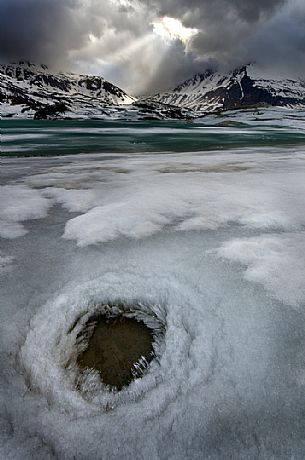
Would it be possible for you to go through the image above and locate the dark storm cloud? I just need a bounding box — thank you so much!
[0,0,304,94]
[0,0,83,63]
[148,0,285,27]
[148,0,287,63]
[0,0,146,64]
[246,1,305,77]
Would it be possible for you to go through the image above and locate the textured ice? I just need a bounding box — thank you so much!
[0,252,14,274]
[26,151,305,246]
[0,185,51,238]
[216,232,305,308]
[1,143,305,459]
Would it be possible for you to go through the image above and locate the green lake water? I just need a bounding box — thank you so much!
[2,115,305,157]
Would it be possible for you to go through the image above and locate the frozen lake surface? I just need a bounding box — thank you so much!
[1,111,305,459]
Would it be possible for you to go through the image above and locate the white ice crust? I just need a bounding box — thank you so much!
[2,136,305,459]
[0,185,51,238]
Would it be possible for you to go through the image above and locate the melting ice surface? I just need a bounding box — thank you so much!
[1,109,305,459]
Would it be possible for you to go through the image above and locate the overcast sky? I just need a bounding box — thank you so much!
[0,0,304,94]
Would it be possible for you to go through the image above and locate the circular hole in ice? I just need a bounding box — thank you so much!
[76,312,156,391]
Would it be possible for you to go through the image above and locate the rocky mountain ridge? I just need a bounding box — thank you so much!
[0,61,194,120]
[147,65,305,113]
[1,62,305,119]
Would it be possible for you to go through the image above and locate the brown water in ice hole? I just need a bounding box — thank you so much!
[77,315,155,390]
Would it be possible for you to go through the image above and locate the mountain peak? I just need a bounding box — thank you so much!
[18,60,48,68]
[149,64,305,113]
[8,61,49,71]
[0,61,195,120]
[0,61,136,118]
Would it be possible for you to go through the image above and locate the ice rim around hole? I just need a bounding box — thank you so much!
[23,301,166,413]
[19,273,218,416]
[18,277,168,414]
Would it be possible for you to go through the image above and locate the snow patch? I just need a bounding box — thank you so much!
[0,185,51,239]
[58,159,305,246]
[216,232,305,308]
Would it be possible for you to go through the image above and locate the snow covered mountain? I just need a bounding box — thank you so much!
[0,61,194,120]
[147,65,305,114]
[1,62,305,119]
[0,61,137,119]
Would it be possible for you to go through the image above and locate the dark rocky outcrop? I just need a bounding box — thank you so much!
[34,102,67,119]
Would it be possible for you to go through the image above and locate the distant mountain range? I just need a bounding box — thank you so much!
[0,61,192,120]
[1,61,305,119]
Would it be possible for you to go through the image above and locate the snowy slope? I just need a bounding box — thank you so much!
[2,62,305,119]
[148,65,305,113]
[0,61,195,120]
[0,61,136,118]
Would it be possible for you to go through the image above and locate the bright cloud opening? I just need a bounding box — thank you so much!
[152,17,198,43]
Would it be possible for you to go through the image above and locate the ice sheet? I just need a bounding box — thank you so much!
[1,144,305,459]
